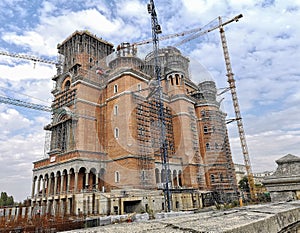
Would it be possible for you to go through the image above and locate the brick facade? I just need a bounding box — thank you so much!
[30,31,237,215]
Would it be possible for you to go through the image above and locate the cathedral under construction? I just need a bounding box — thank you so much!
[30,30,238,216]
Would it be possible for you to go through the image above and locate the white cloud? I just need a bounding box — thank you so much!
[0,62,55,81]
[0,108,32,136]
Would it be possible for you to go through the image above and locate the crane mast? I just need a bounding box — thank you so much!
[218,17,256,200]
[148,0,171,212]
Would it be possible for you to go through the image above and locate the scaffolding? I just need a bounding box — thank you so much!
[187,106,205,189]
[134,97,175,188]
[196,105,238,202]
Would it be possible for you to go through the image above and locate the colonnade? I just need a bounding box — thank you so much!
[31,167,105,198]
[155,168,183,188]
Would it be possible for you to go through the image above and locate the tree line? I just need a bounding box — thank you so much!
[0,192,14,207]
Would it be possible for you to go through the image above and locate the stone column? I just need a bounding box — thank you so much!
[66,199,70,215]
[31,178,36,198]
[74,172,78,193]
[168,170,173,188]
[60,174,65,194]
[54,175,58,195]
[85,172,89,190]
[37,178,41,196]
[158,170,161,184]
[37,177,42,196]
[47,176,52,196]
[67,173,70,193]
[60,200,65,216]
[42,178,46,197]
[95,173,99,190]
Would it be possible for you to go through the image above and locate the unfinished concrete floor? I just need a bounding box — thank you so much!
[62,200,300,233]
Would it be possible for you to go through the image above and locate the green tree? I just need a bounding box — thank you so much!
[0,192,14,207]
[238,176,250,193]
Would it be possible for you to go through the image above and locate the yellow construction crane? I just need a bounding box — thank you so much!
[218,16,256,200]
[171,14,256,200]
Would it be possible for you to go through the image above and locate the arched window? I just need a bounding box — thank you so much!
[137,83,142,91]
[170,75,174,85]
[115,171,120,183]
[155,168,160,184]
[175,74,179,85]
[220,173,224,182]
[210,174,215,183]
[173,170,178,187]
[178,170,182,187]
[114,84,118,93]
[161,169,165,183]
[203,126,208,133]
[206,143,210,151]
[215,142,219,150]
[141,170,146,181]
[114,105,118,116]
[167,169,172,184]
[114,128,119,139]
[51,114,71,152]
[64,80,71,90]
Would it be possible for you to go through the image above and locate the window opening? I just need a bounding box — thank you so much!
[206,143,210,150]
[115,171,120,183]
[114,84,118,93]
[64,80,71,91]
[137,83,142,91]
[114,128,119,139]
[114,105,118,115]
[211,174,215,183]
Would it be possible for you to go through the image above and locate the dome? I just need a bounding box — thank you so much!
[189,58,215,83]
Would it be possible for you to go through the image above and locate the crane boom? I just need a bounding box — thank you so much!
[0,96,51,112]
[0,95,97,121]
[133,24,207,46]
[174,14,242,47]
[0,51,60,66]
[218,17,256,200]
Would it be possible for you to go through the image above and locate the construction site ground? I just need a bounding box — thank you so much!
[62,201,300,233]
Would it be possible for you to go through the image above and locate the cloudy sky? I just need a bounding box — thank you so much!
[0,0,299,201]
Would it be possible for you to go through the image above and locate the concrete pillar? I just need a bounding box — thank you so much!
[31,178,36,198]
[16,207,20,220]
[11,207,16,219]
[53,200,57,215]
[42,179,46,197]
[60,174,65,194]
[60,200,65,216]
[158,170,161,184]
[74,172,78,192]
[66,199,70,215]
[67,173,71,193]
[47,176,52,196]
[37,178,41,196]
[168,170,173,188]
[46,201,51,214]
[27,207,32,218]
[95,173,99,190]
[54,175,58,195]
[85,171,89,190]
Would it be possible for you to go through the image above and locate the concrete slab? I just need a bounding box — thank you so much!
[62,200,300,233]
